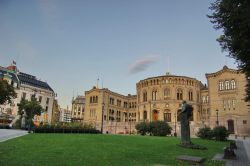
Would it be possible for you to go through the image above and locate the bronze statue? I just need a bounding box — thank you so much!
[180,101,193,145]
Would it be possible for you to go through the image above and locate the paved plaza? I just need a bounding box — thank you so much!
[0,129,28,142]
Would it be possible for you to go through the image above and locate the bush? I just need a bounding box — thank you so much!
[33,122,101,134]
[149,121,172,136]
[213,126,229,141]
[196,127,214,139]
[135,121,149,135]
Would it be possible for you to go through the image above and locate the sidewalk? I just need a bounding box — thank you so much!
[0,129,28,142]
[227,136,250,166]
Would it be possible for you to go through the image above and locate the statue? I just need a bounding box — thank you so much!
[180,101,193,145]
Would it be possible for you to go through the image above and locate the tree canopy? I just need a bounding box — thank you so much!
[0,79,17,105]
[17,95,43,120]
[208,0,250,101]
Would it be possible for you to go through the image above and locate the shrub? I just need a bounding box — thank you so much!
[149,121,172,136]
[213,126,229,141]
[196,127,214,139]
[135,121,149,135]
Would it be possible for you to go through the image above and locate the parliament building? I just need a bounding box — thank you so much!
[72,66,250,136]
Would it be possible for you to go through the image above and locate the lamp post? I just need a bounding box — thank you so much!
[129,115,132,135]
[216,109,219,126]
[101,102,104,134]
[174,112,177,137]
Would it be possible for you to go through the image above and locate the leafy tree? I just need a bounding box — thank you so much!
[17,95,43,126]
[208,0,250,101]
[0,79,17,105]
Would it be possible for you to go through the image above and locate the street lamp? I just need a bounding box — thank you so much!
[174,112,177,137]
[216,109,219,126]
[129,115,132,135]
[101,102,104,134]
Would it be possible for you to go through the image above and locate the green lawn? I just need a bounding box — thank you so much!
[0,134,228,166]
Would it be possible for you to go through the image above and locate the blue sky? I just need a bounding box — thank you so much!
[0,0,237,108]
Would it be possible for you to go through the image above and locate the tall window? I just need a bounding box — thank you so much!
[219,81,224,90]
[231,80,236,89]
[225,81,230,90]
[152,90,157,101]
[164,88,170,98]
[164,112,171,122]
[143,111,147,120]
[177,89,183,100]
[143,92,147,102]
[188,90,193,101]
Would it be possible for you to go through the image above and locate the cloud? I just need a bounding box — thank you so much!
[129,55,159,74]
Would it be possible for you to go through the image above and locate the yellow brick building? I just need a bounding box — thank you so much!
[80,66,250,136]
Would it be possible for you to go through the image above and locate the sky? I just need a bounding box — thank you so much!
[0,0,237,109]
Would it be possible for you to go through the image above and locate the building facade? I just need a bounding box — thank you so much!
[205,66,250,136]
[0,63,55,124]
[71,96,85,122]
[80,66,250,136]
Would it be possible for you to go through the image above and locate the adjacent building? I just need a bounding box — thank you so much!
[71,96,85,122]
[0,63,55,124]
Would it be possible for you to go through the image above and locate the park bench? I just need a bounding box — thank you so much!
[176,155,205,166]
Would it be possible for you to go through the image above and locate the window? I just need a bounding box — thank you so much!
[231,80,236,89]
[225,81,230,90]
[45,106,48,112]
[143,111,147,120]
[202,96,206,103]
[219,81,224,91]
[188,90,193,101]
[232,99,236,108]
[90,109,96,118]
[109,97,114,105]
[22,92,26,100]
[39,96,42,103]
[152,90,157,101]
[177,89,183,100]
[78,107,81,115]
[243,120,247,124]
[164,113,171,122]
[117,100,121,107]
[164,88,170,98]
[223,100,226,110]
[143,92,147,102]
[124,102,128,108]
[46,98,49,104]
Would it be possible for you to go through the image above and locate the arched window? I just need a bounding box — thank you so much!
[90,96,93,103]
[219,81,224,91]
[231,80,236,89]
[188,90,193,101]
[177,89,183,100]
[164,88,170,98]
[225,80,230,90]
[152,90,157,101]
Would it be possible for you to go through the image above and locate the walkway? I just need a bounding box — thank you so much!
[0,129,28,142]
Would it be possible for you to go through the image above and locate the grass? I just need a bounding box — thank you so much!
[0,134,228,166]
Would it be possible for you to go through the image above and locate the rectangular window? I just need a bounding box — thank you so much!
[243,120,247,124]
[39,96,42,103]
[22,92,26,100]
[46,98,49,104]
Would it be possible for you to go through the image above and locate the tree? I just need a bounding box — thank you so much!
[0,79,17,105]
[208,0,250,101]
[17,95,43,129]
